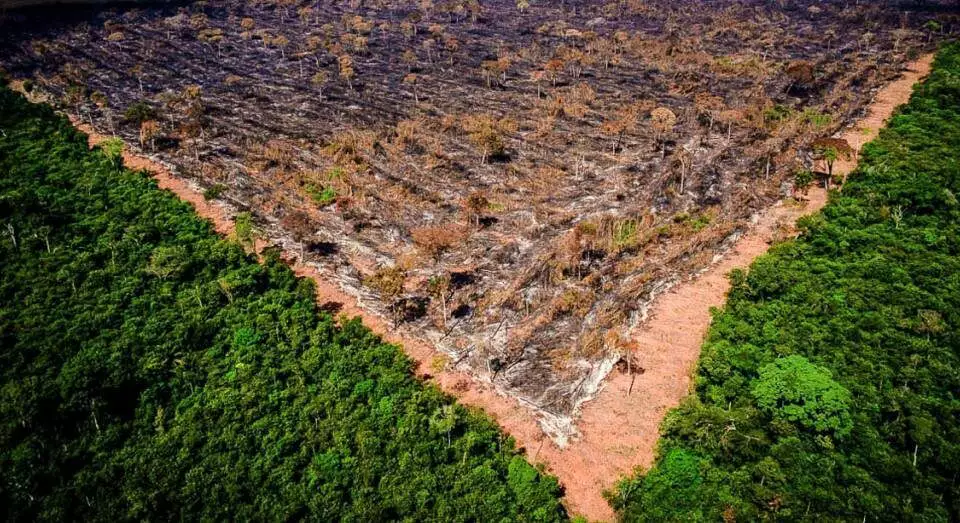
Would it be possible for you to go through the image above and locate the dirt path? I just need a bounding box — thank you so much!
[15,52,931,521]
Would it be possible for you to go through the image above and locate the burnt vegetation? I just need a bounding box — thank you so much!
[0,0,951,438]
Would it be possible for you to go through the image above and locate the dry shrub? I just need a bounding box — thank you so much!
[324,129,378,166]
[549,350,574,374]
[439,114,458,133]
[549,288,595,318]
[262,139,298,168]
[577,327,606,359]
[395,118,422,146]
[557,228,583,270]
[411,224,468,258]
[280,210,316,242]
[529,165,566,194]
[533,115,557,138]
[562,99,589,119]
[538,95,565,118]
[770,218,796,245]
[363,266,406,297]
[430,354,450,373]
[568,81,596,105]
[387,184,421,206]
[619,270,655,299]
[395,250,422,272]
[461,114,517,163]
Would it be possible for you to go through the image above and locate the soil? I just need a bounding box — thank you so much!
[16,51,932,521]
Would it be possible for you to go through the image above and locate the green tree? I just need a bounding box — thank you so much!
[100,137,124,170]
[753,355,853,437]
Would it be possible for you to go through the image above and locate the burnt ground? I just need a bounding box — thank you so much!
[1,0,951,440]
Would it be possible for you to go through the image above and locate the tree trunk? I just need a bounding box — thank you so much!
[679,157,687,194]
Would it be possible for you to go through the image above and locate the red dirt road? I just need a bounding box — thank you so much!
[23,52,931,521]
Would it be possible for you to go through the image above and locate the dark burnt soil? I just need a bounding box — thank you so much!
[0,0,948,440]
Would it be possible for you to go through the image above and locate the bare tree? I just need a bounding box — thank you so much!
[139,120,161,152]
[281,210,316,261]
[529,70,545,98]
[601,105,639,154]
[107,31,124,50]
[339,54,355,90]
[464,192,489,227]
[311,70,329,98]
[671,145,693,195]
[198,28,224,60]
[403,73,420,103]
[428,273,451,329]
[650,106,677,156]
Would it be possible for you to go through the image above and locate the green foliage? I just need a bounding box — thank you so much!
[233,211,256,249]
[122,100,156,124]
[613,44,960,522]
[609,449,714,521]
[674,211,711,232]
[752,355,852,438]
[305,183,337,206]
[0,86,565,521]
[202,182,227,200]
[794,168,815,191]
[801,108,832,128]
[99,136,124,170]
[764,103,793,124]
[611,219,639,251]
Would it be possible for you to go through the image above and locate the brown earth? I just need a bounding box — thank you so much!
[15,51,932,521]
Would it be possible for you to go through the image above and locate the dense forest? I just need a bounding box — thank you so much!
[0,84,565,521]
[612,43,960,521]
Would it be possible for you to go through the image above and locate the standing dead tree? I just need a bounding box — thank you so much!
[650,106,677,157]
[339,54,356,90]
[281,210,316,261]
[462,114,517,165]
[463,192,489,227]
[403,73,419,103]
[428,273,452,330]
[139,120,161,152]
[601,105,640,154]
[311,70,329,98]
